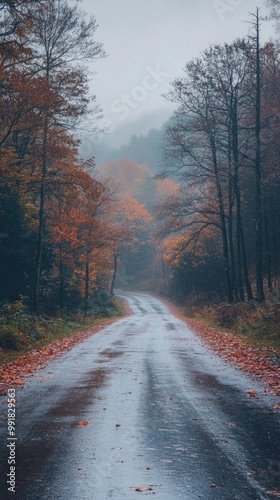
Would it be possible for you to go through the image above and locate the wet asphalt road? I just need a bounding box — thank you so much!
[0,292,280,499]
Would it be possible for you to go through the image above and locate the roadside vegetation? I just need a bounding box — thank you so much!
[177,292,280,351]
[166,296,280,404]
[0,296,125,365]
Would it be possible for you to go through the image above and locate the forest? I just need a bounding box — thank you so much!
[0,0,280,347]
[157,10,280,307]
[0,0,155,319]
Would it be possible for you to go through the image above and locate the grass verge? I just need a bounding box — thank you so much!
[177,296,280,353]
[0,296,126,366]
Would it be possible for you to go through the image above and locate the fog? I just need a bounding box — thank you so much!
[81,0,273,147]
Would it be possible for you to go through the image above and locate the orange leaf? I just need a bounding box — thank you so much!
[246,390,257,398]
[133,486,153,492]
[14,379,24,385]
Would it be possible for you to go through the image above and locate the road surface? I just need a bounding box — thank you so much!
[0,292,279,499]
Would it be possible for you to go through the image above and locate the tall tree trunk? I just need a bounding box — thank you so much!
[32,110,48,313]
[59,242,64,312]
[236,215,244,302]
[238,200,253,301]
[161,253,167,295]
[85,258,89,316]
[110,253,118,296]
[264,196,273,291]
[232,91,253,302]
[227,136,238,301]
[254,8,265,302]
[212,143,234,303]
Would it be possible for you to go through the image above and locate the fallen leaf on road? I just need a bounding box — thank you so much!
[210,484,217,488]
[77,420,88,426]
[132,486,153,492]
[246,390,257,398]
[14,379,24,385]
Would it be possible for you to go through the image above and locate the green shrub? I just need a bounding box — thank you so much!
[96,290,111,307]
[28,325,43,341]
[0,296,126,354]
[0,325,25,350]
[237,321,253,336]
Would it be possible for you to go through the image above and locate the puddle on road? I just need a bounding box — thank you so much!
[112,339,125,346]
[140,358,280,499]
[11,366,111,497]
[193,371,221,389]
[47,367,109,418]
[166,323,176,331]
[100,349,124,359]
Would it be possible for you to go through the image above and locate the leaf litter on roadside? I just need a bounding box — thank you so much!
[166,303,280,406]
[0,319,118,396]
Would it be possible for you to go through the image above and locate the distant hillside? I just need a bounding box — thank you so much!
[80,127,165,173]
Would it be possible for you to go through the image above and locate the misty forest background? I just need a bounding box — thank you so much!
[1,0,280,348]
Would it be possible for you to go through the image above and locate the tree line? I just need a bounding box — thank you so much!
[2,0,280,314]
[156,8,280,305]
[0,0,109,313]
[0,0,153,315]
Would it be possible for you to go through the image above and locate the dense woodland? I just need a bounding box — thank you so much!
[0,0,280,326]
[87,128,165,173]
[156,7,280,305]
[0,0,153,315]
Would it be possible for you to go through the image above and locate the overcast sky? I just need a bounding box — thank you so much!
[81,0,273,148]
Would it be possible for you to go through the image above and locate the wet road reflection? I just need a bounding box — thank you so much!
[0,292,279,499]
